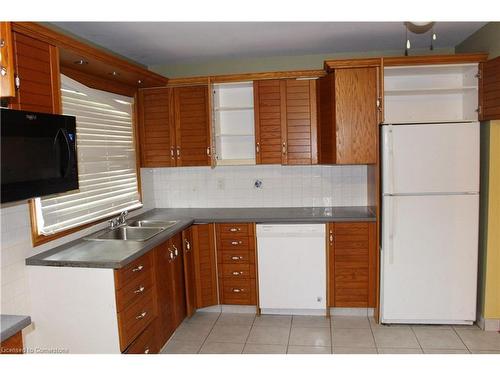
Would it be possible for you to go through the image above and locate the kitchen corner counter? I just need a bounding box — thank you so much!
[1,315,31,342]
[25,206,375,270]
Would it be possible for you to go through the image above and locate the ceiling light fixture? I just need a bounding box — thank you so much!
[404,22,437,56]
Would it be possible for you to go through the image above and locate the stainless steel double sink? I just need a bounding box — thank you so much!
[84,220,179,242]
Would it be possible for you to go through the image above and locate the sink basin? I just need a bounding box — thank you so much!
[86,226,167,242]
[127,220,178,228]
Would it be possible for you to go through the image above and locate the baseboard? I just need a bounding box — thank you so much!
[477,315,500,331]
[330,308,375,317]
[196,305,258,314]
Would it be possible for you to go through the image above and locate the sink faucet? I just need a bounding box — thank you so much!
[108,210,128,229]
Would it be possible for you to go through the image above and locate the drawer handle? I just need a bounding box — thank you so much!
[184,239,191,251]
[232,288,245,293]
[231,256,243,260]
[133,286,145,294]
[231,241,242,245]
[144,348,150,354]
[232,271,244,276]
[135,311,147,320]
[172,244,179,257]
[132,265,144,272]
[229,228,241,232]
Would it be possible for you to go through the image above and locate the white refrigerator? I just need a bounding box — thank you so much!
[381,122,480,325]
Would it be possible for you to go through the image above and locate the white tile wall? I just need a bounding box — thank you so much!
[142,164,368,208]
[0,198,153,317]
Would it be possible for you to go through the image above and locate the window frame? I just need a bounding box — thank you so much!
[29,88,143,247]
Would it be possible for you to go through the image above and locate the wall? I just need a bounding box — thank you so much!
[142,165,368,208]
[150,48,454,78]
[456,22,500,58]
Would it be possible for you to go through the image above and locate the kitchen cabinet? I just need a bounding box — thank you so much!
[254,78,318,165]
[0,332,23,355]
[318,66,379,164]
[192,224,219,308]
[137,88,175,167]
[138,85,211,167]
[182,226,197,317]
[328,222,377,308]
[216,223,257,305]
[0,22,15,98]
[154,233,186,350]
[8,31,61,114]
[479,56,500,121]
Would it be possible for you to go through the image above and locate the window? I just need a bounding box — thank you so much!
[33,75,142,236]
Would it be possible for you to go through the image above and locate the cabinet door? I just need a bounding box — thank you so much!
[328,222,377,308]
[154,242,176,348]
[0,22,15,98]
[254,79,286,164]
[317,74,336,164]
[479,56,500,121]
[9,32,61,114]
[138,88,176,167]
[170,233,187,327]
[174,86,211,166]
[283,79,318,165]
[334,67,378,164]
[182,227,197,317]
[192,224,218,308]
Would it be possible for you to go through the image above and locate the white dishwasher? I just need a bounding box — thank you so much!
[256,224,326,315]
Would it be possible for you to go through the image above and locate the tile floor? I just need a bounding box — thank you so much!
[161,312,500,354]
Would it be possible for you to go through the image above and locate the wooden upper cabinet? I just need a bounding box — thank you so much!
[174,85,211,167]
[138,85,211,168]
[138,88,175,168]
[479,56,500,121]
[0,22,15,98]
[253,79,285,164]
[254,78,318,165]
[318,66,379,165]
[9,31,61,114]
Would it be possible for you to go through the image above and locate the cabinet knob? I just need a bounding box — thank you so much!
[132,265,144,272]
[231,241,242,245]
[229,227,240,232]
[232,271,244,276]
[231,256,243,261]
[144,348,150,354]
[0,66,7,77]
[282,142,286,155]
[176,147,181,157]
[133,286,145,294]
[170,147,175,159]
[256,142,260,153]
[168,248,175,261]
[184,239,191,251]
[232,288,245,293]
[135,311,147,320]
[207,147,211,156]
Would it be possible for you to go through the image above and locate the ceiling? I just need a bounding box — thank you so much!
[51,22,487,66]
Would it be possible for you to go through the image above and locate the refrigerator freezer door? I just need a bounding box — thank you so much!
[381,194,479,324]
[382,122,479,195]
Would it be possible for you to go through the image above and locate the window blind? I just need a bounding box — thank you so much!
[34,75,142,235]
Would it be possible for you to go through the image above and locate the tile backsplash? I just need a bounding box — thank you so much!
[142,164,368,208]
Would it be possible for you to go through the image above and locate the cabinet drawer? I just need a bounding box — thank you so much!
[218,223,252,237]
[114,252,153,290]
[219,237,252,250]
[220,264,255,279]
[124,320,157,354]
[221,279,256,305]
[117,289,156,351]
[334,222,369,236]
[219,249,255,264]
[115,271,154,312]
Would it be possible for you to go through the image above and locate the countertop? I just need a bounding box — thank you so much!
[25,206,375,270]
[1,314,31,342]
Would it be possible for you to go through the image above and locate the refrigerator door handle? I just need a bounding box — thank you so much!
[389,197,397,265]
[387,125,395,195]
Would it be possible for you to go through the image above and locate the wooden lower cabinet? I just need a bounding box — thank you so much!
[192,224,219,308]
[153,233,186,351]
[0,332,23,354]
[328,221,377,308]
[216,223,257,305]
[182,226,197,317]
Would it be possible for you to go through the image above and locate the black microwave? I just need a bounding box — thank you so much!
[1,108,79,203]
